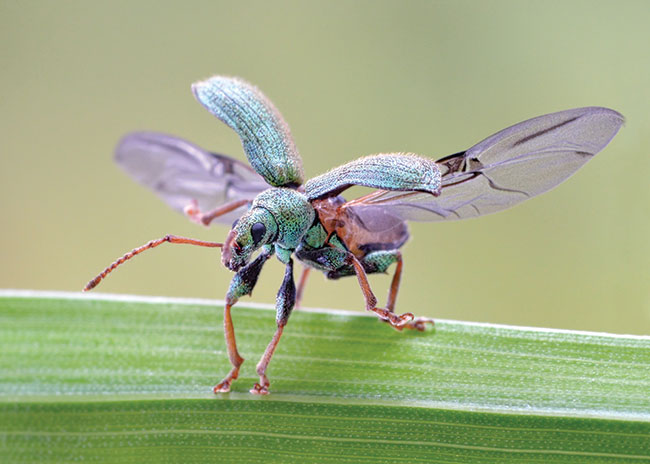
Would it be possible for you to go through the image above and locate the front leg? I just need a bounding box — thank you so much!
[251,258,296,395]
[214,246,273,393]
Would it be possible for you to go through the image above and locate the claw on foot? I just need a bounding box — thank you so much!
[250,383,270,395]
[372,307,414,328]
[213,365,241,394]
[402,317,435,331]
[213,380,232,393]
[251,374,270,395]
[381,313,435,331]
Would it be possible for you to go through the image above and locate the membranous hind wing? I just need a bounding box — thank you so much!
[115,132,268,225]
[346,107,624,222]
[311,196,409,258]
[305,153,442,256]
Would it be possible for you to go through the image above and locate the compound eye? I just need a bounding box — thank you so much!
[251,222,266,245]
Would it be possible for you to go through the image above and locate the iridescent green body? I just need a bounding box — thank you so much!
[253,188,314,260]
[226,185,408,323]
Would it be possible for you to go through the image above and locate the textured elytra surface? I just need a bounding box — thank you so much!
[305,153,442,200]
[1,292,649,463]
[192,76,304,188]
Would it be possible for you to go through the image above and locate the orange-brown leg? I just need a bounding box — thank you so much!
[250,258,295,394]
[295,265,311,309]
[214,248,273,393]
[184,198,250,226]
[213,302,244,393]
[345,253,414,328]
[385,252,402,312]
[251,324,284,395]
[384,252,434,332]
[83,235,222,291]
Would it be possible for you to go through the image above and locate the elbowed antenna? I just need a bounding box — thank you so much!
[83,235,223,291]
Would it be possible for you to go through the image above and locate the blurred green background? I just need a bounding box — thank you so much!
[1,0,648,334]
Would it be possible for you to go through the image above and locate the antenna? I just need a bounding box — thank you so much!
[83,234,222,291]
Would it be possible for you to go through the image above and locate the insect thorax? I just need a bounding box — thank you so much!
[252,188,315,250]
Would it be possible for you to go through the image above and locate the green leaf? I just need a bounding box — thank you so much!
[1,290,649,463]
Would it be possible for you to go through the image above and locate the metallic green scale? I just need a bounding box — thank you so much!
[227,185,400,311]
[192,77,304,188]
[305,153,442,200]
[254,189,314,256]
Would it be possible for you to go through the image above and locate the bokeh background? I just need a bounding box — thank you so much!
[2,0,648,334]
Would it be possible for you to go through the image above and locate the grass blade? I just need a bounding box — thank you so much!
[1,291,649,463]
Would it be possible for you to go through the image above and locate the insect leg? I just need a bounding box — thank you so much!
[214,247,274,393]
[213,301,244,393]
[362,250,434,332]
[295,265,311,309]
[83,235,222,291]
[353,250,403,310]
[345,253,414,329]
[386,251,402,312]
[184,198,250,226]
[251,258,296,395]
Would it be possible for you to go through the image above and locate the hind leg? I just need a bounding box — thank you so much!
[341,252,414,328]
[361,250,435,332]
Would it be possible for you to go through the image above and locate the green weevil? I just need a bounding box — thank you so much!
[84,76,624,394]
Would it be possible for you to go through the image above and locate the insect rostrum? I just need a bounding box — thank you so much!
[84,75,624,394]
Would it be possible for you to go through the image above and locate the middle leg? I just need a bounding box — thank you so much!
[251,258,296,395]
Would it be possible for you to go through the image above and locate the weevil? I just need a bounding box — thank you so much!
[84,76,624,394]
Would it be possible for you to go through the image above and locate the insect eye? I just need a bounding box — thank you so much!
[251,222,266,245]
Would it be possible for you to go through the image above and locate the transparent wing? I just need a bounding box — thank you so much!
[347,107,624,224]
[342,204,410,253]
[312,196,409,256]
[115,132,268,224]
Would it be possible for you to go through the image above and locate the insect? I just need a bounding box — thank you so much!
[84,76,624,394]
